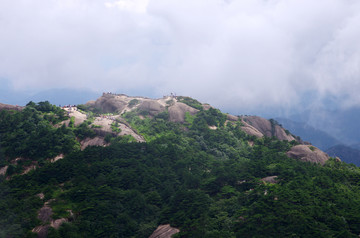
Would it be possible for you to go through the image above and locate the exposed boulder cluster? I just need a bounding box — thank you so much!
[241,116,296,141]
[85,93,198,123]
[287,145,329,165]
[83,93,331,165]
[0,93,332,170]
[32,200,70,238]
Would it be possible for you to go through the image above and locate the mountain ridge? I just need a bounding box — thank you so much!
[1,93,357,237]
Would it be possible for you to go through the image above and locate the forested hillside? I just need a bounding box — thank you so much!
[1,97,360,237]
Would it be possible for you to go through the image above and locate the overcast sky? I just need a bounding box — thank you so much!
[1,0,360,114]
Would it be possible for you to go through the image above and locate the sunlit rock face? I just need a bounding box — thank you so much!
[287,145,329,165]
[241,116,296,141]
[149,224,180,238]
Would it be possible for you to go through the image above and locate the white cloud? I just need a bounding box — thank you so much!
[105,0,149,13]
[1,0,360,113]
[312,13,360,108]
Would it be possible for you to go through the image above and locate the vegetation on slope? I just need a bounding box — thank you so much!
[1,101,360,237]
[0,101,96,171]
[0,102,77,164]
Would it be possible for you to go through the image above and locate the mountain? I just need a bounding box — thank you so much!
[27,88,100,106]
[287,107,360,145]
[0,88,99,106]
[326,145,360,166]
[351,143,360,151]
[1,94,360,237]
[275,118,340,150]
[276,117,360,166]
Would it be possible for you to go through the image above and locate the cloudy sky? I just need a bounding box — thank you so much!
[1,0,360,114]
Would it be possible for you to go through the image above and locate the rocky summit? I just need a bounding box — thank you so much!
[0,94,358,238]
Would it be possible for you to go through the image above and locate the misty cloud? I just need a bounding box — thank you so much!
[1,0,360,113]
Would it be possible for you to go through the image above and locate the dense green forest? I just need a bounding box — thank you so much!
[1,102,360,237]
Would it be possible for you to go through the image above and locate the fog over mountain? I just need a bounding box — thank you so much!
[1,0,360,149]
[1,0,360,114]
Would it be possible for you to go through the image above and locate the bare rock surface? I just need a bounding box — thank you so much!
[287,145,329,165]
[21,164,37,175]
[0,165,8,175]
[240,121,264,138]
[87,93,148,114]
[149,224,180,238]
[241,116,272,136]
[51,218,68,229]
[138,100,165,116]
[92,116,117,133]
[33,203,68,238]
[64,108,87,126]
[119,123,145,142]
[0,103,23,111]
[209,125,217,130]
[50,154,64,163]
[273,124,296,141]
[37,193,45,200]
[87,93,202,123]
[261,176,278,184]
[241,116,296,141]
[81,136,108,150]
[32,226,48,238]
[226,114,239,121]
[91,116,145,142]
[92,93,128,113]
[38,206,52,222]
[168,102,199,123]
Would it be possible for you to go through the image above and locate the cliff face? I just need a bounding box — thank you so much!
[240,116,297,141]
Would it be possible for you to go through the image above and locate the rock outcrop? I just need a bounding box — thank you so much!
[86,93,150,114]
[90,93,128,113]
[0,103,23,111]
[81,137,108,150]
[86,93,201,123]
[149,224,180,238]
[240,121,264,138]
[0,165,8,176]
[32,201,69,238]
[64,108,87,126]
[261,176,278,184]
[287,145,329,165]
[241,116,296,141]
[168,102,199,123]
[226,114,239,121]
[138,101,165,116]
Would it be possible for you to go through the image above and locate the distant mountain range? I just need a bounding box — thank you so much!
[2,87,360,166]
[326,145,360,166]
[0,88,99,106]
[276,117,360,166]
[286,107,360,145]
[275,118,340,150]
